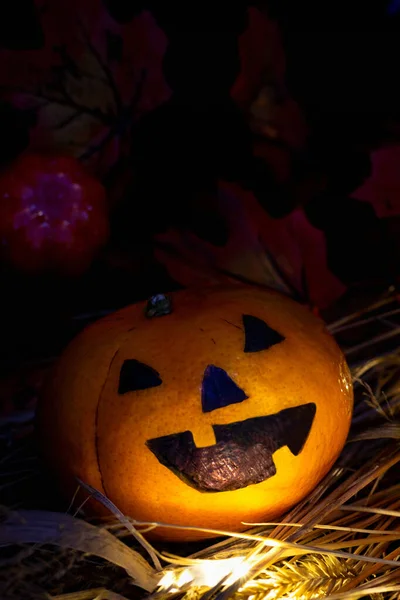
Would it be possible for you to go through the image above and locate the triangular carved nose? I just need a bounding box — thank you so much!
[201,365,248,413]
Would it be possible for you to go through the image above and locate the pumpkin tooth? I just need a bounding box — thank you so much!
[212,403,316,458]
[283,403,317,455]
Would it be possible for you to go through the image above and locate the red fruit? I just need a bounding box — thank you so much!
[0,154,109,275]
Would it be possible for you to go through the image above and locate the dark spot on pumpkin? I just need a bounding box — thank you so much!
[118,359,162,394]
[147,403,316,492]
[201,365,248,413]
[243,314,285,353]
[222,318,242,330]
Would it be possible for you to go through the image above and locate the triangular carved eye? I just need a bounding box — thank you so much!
[202,365,248,413]
[118,359,162,394]
[242,314,285,353]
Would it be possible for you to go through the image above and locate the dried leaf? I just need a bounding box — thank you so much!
[0,509,159,592]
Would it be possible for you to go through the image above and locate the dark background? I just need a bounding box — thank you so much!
[1,0,400,367]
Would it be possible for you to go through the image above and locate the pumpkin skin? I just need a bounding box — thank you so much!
[38,285,353,541]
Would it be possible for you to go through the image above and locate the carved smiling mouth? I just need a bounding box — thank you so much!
[146,403,316,492]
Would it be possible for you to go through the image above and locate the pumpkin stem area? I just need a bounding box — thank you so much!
[145,294,173,318]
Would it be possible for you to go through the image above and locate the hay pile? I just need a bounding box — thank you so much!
[1,295,400,600]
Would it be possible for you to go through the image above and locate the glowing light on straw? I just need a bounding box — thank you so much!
[158,556,253,591]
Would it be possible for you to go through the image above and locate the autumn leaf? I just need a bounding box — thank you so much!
[0,1,169,177]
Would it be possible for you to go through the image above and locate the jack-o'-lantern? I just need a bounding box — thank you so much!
[38,285,353,541]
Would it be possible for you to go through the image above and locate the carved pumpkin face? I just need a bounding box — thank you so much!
[38,285,353,541]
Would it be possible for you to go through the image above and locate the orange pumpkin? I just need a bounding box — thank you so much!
[38,285,353,541]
